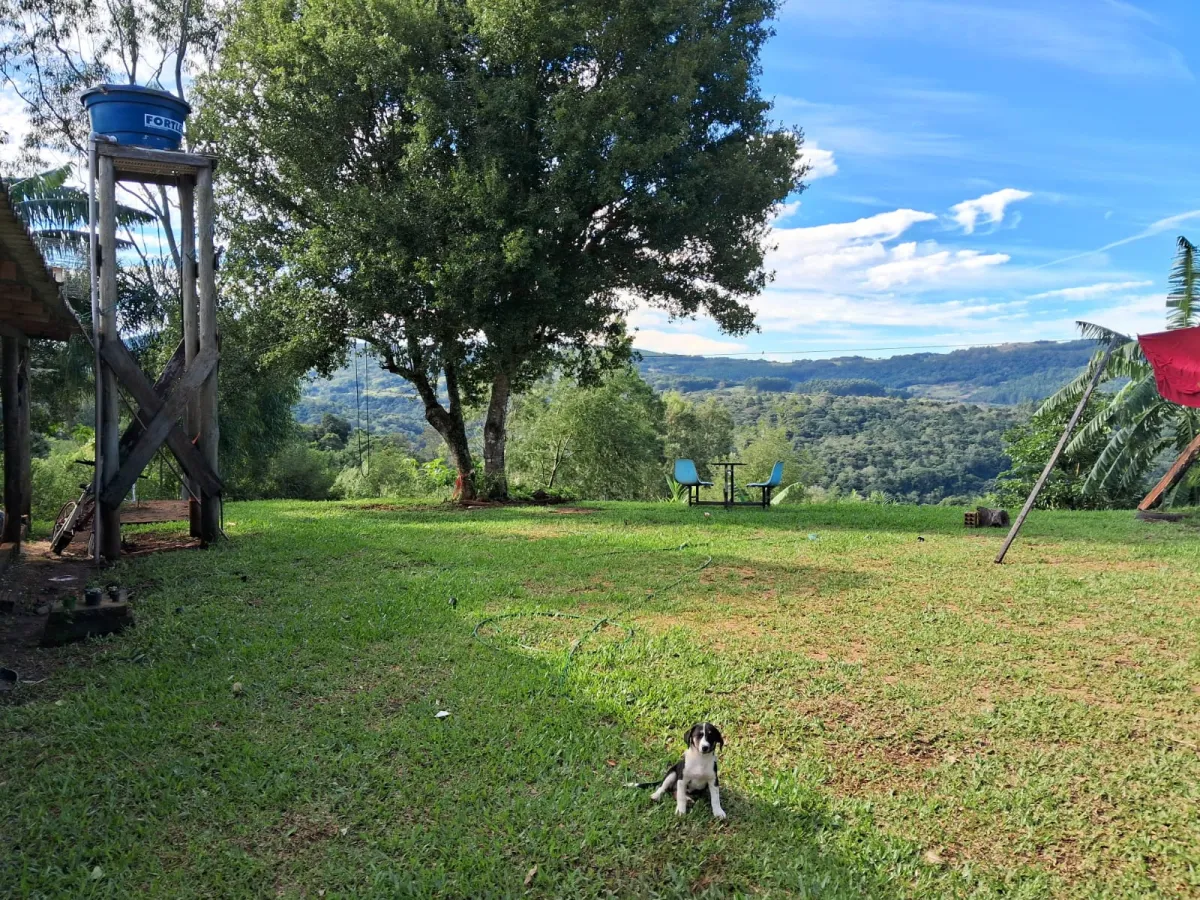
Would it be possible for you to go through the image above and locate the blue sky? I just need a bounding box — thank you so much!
[631,0,1200,358]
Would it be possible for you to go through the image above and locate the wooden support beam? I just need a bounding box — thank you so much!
[99,338,222,497]
[179,176,201,536]
[97,154,122,560]
[100,346,216,509]
[18,340,30,528]
[96,140,218,177]
[117,340,186,458]
[1,335,24,544]
[995,339,1121,564]
[1138,432,1200,512]
[196,165,221,543]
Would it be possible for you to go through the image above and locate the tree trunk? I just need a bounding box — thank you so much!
[402,362,477,502]
[482,371,511,500]
[431,409,476,502]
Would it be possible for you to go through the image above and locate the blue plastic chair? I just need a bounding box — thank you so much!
[673,459,713,506]
[747,461,784,508]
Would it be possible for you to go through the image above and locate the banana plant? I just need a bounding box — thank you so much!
[1040,236,1200,505]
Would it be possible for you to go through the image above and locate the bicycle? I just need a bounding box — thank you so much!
[50,460,97,556]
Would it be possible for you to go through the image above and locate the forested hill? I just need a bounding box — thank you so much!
[637,340,1095,403]
[294,341,1085,503]
[296,339,1094,435]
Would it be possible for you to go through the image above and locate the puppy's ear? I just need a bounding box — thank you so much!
[711,725,725,747]
[684,724,699,747]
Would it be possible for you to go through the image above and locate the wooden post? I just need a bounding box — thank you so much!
[995,339,1120,564]
[1138,431,1200,513]
[17,339,30,531]
[179,175,202,537]
[2,335,22,544]
[196,164,221,543]
[97,154,122,561]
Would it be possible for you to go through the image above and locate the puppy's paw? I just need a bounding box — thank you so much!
[650,792,662,803]
[675,805,688,817]
[713,808,727,820]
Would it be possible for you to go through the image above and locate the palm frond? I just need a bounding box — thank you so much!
[1167,235,1199,330]
[1105,372,1162,427]
[5,167,156,271]
[1081,409,1169,497]
[1076,320,1132,345]
[1038,329,1140,419]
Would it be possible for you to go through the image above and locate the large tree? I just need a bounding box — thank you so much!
[202,0,804,500]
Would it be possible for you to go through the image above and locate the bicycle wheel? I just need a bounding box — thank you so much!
[50,500,79,555]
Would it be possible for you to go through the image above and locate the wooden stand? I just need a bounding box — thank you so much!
[92,140,223,560]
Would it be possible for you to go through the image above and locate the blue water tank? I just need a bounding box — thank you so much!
[80,84,191,151]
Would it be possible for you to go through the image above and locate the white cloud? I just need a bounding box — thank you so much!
[865,243,1010,289]
[752,291,1028,331]
[632,330,748,355]
[766,205,1021,295]
[799,141,838,180]
[1040,209,1200,268]
[623,186,1148,355]
[1028,280,1154,301]
[951,188,1033,234]
[771,200,802,223]
[1041,293,1167,340]
[774,208,936,255]
[768,209,937,288]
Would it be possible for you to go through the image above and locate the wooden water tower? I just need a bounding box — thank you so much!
[85,85,222,561]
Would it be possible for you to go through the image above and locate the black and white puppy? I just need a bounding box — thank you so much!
[633,723,726,819]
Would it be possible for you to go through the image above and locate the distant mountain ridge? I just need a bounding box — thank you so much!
[296,339,1096,437]
[634,340,1095,404]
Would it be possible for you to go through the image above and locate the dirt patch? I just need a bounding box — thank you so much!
[0,544,97,695]
[1,534,199,696]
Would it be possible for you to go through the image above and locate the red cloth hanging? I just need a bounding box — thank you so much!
[1138,326,1200,408]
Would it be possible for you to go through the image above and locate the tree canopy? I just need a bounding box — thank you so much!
[202,0,802,499]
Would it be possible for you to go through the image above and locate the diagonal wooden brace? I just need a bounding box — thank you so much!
[98,336,222,507]
[118,339,186,459]
[1138,432,1200,512]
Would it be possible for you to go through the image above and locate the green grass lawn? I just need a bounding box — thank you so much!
[3,501,1199,897]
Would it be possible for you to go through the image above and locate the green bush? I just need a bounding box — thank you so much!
[332,445,426,499]
[30,439,93,521]
[265,443,337,500]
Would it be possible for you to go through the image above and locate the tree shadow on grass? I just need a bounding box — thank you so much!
[0,533,949,899]
[338,498,1171,549]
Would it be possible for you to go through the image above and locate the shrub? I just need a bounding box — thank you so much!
[30,439,93,521]
[265,443,337,500]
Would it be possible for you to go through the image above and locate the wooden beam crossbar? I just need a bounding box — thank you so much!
[98,337,222,504]
[1138,432,1200,512]
[100,345,216,509]
[117,340,186,458]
